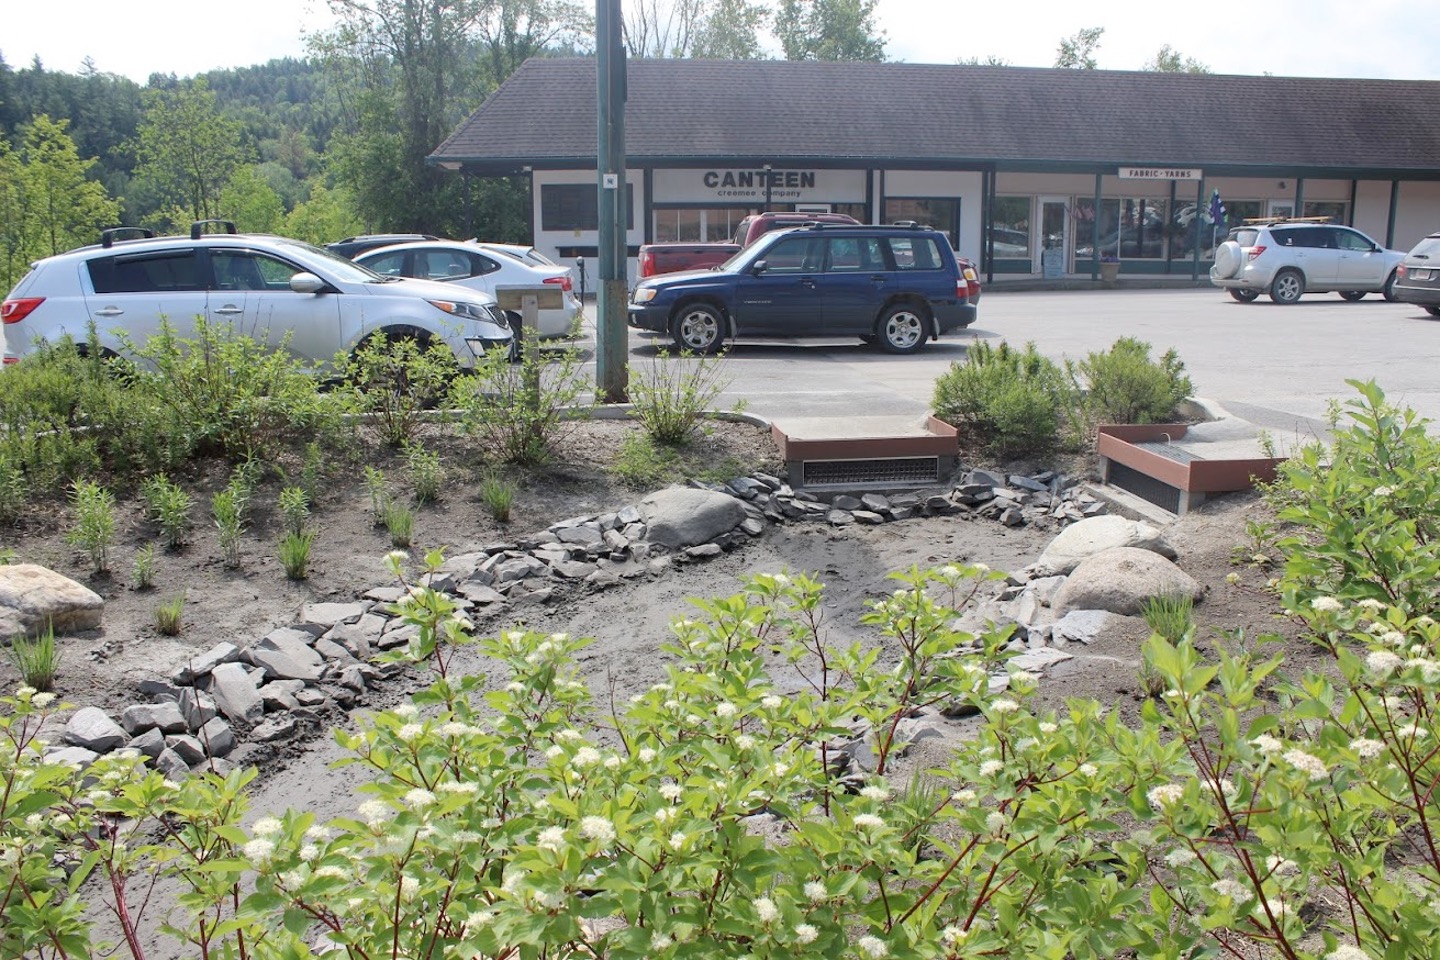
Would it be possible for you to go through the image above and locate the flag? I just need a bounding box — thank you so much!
[1208,189,1226,227]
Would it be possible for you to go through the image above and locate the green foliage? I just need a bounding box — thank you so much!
[450,345,593,465]
[65,479,116,574]
[132,542,157,591]
[611,431,681,488]
[278,486,310,537]
[364,466,389,526]
[931,339,1078,460]
[211,488,246,568]
[1143,43,1210,73]
[1056,25,1105,68]
[1066,336,1193,430]
[218,164,284,232]
[8,625,61,691]
[1142,593,1196,641]
[404,444,443,505]
[384,500,414,548]
[0,452,24,525]
[628,348,732,446]
[281,182,365,245]
[278,531,316,580]
[775,0,887,61]
[339,332,458,449]
[154,595,184,635]
[130,79,251,228]
[140,474,193,549]
[299,440,325,506]
[478,470,516,523]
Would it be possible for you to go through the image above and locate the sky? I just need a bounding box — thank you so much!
[4,0,1438,84]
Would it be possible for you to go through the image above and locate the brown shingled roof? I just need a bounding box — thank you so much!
[430,57,1440,177]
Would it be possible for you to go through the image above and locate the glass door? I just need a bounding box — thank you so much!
[1038,197,1069,277]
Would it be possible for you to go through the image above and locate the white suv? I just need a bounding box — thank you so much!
[1209,220,1404,304]
[1,222,512,368]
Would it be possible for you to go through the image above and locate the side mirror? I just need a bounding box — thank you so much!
[290,272,327,294]
[750,260,768,275]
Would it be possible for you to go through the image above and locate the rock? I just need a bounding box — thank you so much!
[0,564,104,639]
[338,665,369,693]
[128,727,167,760]
[258,680,305,711]
[323,622,374,660]
[196,717,236,758]
[64,707,126,753]
[166,734,207,766]
[154,748,190,780]
[205,663,266,724]
[1032,515,1176,578]
[298,602,366,628]
[251,716,298,743]
[1050,609,1121,645]
[1052,547,1203,617]
[250,632,325,682]
[1008,647,1075,673]
[120,702,187,735]
[552,560,598,579]
[171,642,241,685]
[45,746,100,769]
[639,487,747,549]
[684,543,723,560]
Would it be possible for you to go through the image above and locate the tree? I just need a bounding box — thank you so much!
[219,166,285,233]
[1142,44,1210,74]
[475,0,591,85]
[775,0,886,61]
[624,0,767,59]
[958,55,1010,66]
[1055,26,1104,69]
[283,182,365,244]
[130,79,251,228]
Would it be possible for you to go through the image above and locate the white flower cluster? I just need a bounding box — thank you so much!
[1146,783,1185,809]
[1282,748,1329,781]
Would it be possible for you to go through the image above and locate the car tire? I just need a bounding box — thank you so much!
[1269,269,1305,304]
[1228,289,1260,303]
[1383,270,1400,302]
[1338,290,1366,302]
[1425,306,1440,318]
[671,303,724,354]
[1213,241,1244,279]
[875,303,928,354]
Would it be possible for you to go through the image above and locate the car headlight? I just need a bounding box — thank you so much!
[632,287,657,304]
[427,298,494,322]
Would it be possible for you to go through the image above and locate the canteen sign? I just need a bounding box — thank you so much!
[652,168,866,204]
[1118,167,1202,180]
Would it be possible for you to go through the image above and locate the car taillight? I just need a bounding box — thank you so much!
[1246,245,1267,260]
[1398,265,1408,279]
[639,250,655,278]
[1,297,44,324]
[544,275,573,293]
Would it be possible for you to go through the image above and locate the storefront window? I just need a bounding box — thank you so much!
[991,196,1031,258]
[653,207,756,243]
[1304,201,1347,223]
[884,197,959,249]
[540,183,634,231]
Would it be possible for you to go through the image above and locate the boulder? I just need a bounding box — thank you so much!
[1052,547,1202,617]
[64,707,126,753]
[639,488,746,549]
[249,632,324,682]
[120,701,187,735]
[205,663,265,724]
[171,642,241,685]
[1033,516,1176,578]
[0,564,104,638]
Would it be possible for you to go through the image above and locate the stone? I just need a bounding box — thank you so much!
[177,689,218,731]
[323,622,373,659]
[1050,609,1121,645]
[46,746,100,769]
[259,680,305,711]
[166,734,207,766]
[171,642,241,685]
[339,665,369,693]
[827,510,855,526]
[298,601,366,628]
[1053,547,1203,617]
[64,707,126,753]
[552,560,598,579]
[684,543,723,559]
[250,632,325,682]
[1032,515,1177,578]
[251,716,298,743]
[639,487,747,549]
[260,626,318,649]
[1008,647,1075,673]
[0,563,104,639]
[457,582,506,605]
[197,717,236,758]
[204,663,266,724]
[136,679,183,702]
[128,727,167,760]
[120,702,187,735]
[154,748,189,780]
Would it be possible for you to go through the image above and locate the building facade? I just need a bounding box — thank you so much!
[430,58,1440,283]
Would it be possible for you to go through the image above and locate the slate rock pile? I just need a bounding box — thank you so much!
[20,465,1179,781]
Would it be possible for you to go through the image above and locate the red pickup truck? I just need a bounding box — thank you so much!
[638,212,859,278]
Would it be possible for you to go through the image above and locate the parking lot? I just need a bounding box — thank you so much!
[585,288,1440,439]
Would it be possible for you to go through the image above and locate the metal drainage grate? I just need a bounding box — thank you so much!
[1107,461,1181,514]
[801,456,941,488]
[1133,440,1202,464]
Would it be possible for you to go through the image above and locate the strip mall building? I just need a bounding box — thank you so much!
[429,57,1440,283]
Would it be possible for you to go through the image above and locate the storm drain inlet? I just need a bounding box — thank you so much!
[801,456,942,488]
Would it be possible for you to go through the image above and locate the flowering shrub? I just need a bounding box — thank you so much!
[4,382,1440,960]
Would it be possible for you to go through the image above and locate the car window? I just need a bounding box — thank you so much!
[761,236,823,273]
[212,250,299,291]
[475,255,503,276]
[1334,230,1375,252]
[362,251,408,277]
[825,237,886,272]
[886,236,943,270]
[89,250,204,294]
[417,250,472,280]
[1233,229,1260,246]
[1408,236,1440,259]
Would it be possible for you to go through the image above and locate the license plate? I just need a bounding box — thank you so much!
[1414,269,1433,281]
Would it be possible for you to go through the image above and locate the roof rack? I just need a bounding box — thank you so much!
[1239,215,1335,225]
[191,219,238,239]
[100,226,156,249]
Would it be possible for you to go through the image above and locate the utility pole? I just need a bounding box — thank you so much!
[595,0,629,403]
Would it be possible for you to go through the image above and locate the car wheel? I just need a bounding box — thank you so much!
[1383,270,1400,302]
[1228,289,1260,303]
[875,304,928,354]
[1338,290,1366,302]
[1213,241,1245,279]
[1425,306,1440,318]
[1269,269,1305,304]
[671,303,724,354]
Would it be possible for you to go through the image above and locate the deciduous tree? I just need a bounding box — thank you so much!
[130,79,251,228]
[775,0,886,62]
[1142,44,1210,74]
[1055,26,1104,69]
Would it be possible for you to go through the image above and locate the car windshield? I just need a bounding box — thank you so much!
[281,239,392,282]
[1407,236,1440,260]
[717,229,793,272]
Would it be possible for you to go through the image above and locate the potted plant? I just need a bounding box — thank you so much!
[1098,254,1120,283]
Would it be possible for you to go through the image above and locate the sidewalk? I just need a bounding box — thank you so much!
[979,275,1214,293]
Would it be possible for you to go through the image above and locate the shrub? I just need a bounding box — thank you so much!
[628,348,731,446]
[0,453,25,526]
[1067,336,1193,430]
[364,466,389,526]
[404,444,443,505]
[931,340,1077,460]
[278,486,310,537]
[8,625,61,691]
[132,543,157,590]
[338,333,458,448]
[65,480,116,574]
[140,474,193,549]
[211,489,245,568]
[450,344,592,465]
[611,431,680,488]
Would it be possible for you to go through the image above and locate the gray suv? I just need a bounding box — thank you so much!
[2,222,512,369]
[1209,219,1404,304]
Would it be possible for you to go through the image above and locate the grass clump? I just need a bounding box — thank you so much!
[66,480,117,574]
[279,531,316,580]
[141,474,193,549]
[8,625,61,691]
[384,501,415,548]
[132,543,158,590]
[155,595,184,636]
[479,472,516,523]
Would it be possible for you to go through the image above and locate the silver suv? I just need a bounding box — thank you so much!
[2,222,512,368]
[1209,219,1404,304]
